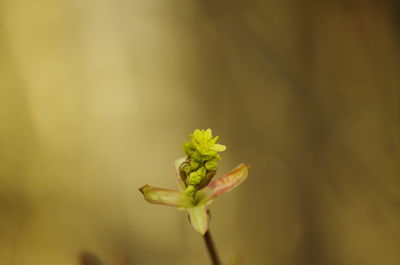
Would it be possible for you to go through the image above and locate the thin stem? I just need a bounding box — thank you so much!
[203,230,222,265]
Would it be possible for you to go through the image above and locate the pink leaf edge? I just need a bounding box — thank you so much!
[204,163,251,200]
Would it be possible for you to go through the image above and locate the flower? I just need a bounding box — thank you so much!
[180,129,227,197]
[139,129,250,235]
[183,128,226,165]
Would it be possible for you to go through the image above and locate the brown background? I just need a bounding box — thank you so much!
[1,0,399,265]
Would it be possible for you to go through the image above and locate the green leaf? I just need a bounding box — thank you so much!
[202,164,250,201]
[187,205,209,235]
[139,184,190,207]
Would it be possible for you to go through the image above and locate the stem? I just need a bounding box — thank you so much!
[203,230,222,265]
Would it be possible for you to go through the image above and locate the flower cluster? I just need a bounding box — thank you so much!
[139,129,250,235]
[180,129,226,197]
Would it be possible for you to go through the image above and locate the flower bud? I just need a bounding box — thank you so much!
[181,129,226,196]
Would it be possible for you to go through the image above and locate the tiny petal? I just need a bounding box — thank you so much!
[212,144,226,152]
[205,128,212,138]
[187,205,209,235]
[139,184,190,207]
[202,164,250,201]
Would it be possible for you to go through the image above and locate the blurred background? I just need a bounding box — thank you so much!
[1,0,400,265]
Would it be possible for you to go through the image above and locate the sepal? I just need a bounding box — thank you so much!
[174,157,187,192]
[187,205,209,235]
[202,164,250,201]
[139,184,190,207]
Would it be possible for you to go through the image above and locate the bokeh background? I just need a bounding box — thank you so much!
[1,0,400,265]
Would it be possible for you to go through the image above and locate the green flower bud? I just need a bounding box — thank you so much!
[183,129,226,161]
[181,129,226,195]
[197,170,216,190]
[188,167,206,186]
[190,160,200,170]
[205,160,218,170]
[184,185,196,197]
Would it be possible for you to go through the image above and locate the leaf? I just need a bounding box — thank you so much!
[187,205,209,235]
[139,184,190,207]
[202,164,250,201]
[174,157,187,192]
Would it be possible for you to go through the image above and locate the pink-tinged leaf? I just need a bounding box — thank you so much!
[174,157,187,192]
[203,164,250,201]
[187,205,209,235]
[139,184,190,207]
